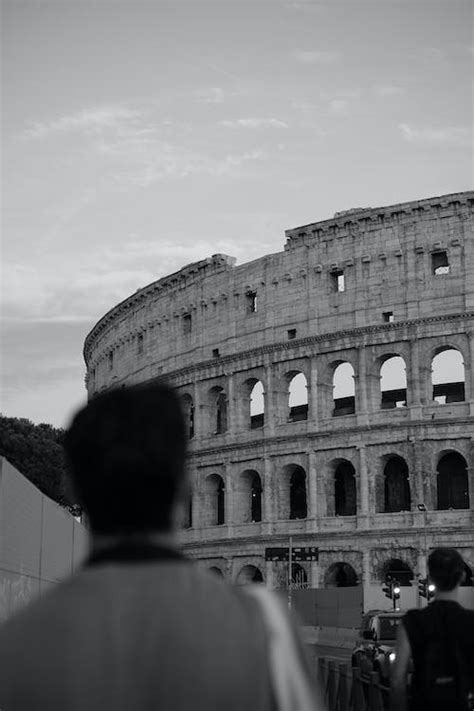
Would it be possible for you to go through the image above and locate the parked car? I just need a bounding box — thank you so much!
[351,609,404,685]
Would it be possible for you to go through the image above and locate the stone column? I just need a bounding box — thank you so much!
[357,444,369,529]
[309,356,319,428]
[408,338,421,408]
[310,561,320,588]
[308,450,318,524]
[466,330,474,412]
[192,380,202,439]
[316,466,327,520]
[224,462,234,531]
[264,360,276,435]
[362,548,371,603]
[356,345,369,425]
[409,439,425,508]
[265,560,277,589]
[226,373,236,433]
[263,456,274,525]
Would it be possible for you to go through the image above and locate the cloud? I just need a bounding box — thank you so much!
[399,123,472,147]
[292,50,340,63]
[218,118,288,129]
[328,99,347,113]
[373,85,404,97]
[193,87,227,104]
[24,106,145,139]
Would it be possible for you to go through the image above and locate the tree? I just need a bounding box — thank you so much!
[0,415,81,516]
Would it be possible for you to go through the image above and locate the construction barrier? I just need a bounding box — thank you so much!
[318,658,390,711]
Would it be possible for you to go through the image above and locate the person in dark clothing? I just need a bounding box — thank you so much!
[0,382,322,711]
[391,547,474,711]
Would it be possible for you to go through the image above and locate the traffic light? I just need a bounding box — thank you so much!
[382,578,393,599]
[393,581,401,601]
[418,577,436,601]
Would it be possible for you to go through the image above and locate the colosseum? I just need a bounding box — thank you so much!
[84,190,474,610]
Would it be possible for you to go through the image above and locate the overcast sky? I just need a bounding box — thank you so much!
[1,0,473,428]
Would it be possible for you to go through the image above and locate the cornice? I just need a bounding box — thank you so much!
[155,311,474,385]
[180,522,474,552]
[185,416,474,460]
[284,190,474,247]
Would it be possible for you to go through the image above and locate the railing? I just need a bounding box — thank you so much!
[318,658,389,711]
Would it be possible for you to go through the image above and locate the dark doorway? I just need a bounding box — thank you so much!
[437,452,469,510]
[384,457,411,512]
[251,474,262,522]
[290,467,307,519]
[335,461,357,515]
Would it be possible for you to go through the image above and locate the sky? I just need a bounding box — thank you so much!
[1,0,473,428]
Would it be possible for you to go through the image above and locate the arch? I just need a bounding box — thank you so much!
[325,562,358,587]
[236,564,264,585]
[208,386,228,434]
[203,474,225,526]
[431,347,465,403]
[181,393,195,439]
[332,362,355,416]
[289,465,307,519]
[235,469,262,524]
[291,563,308,587]
[208,566,224,578]
[382,558,413,586]
[383,456,411,512]
[250,380,265,429]
[380,355,407,409]
[461,562,473,587]
[287,371,308,422]
[436,452,469,509]
[334,460,357,516]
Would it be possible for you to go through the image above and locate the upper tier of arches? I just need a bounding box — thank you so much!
[178,346,468,439]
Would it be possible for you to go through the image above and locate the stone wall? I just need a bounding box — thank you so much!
[83,191,474,605]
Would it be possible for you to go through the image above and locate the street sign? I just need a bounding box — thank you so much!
[293,546,319,562]
[265,547,290,561]
[265,546,318,562]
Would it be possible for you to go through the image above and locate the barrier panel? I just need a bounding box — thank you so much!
[319,658,390,711]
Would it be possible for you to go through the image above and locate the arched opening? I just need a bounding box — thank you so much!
[461,562,473,587]
[216,391,228,434]
[380,356,407,409]
[203,474,225,526]
[291,563,308,588]
[250,380,265,429]
[235,470,262,523]
[325,562,358,587]
[185,496,193,528]
[384,456,411,512]
[436,452,469,509]
[334,460,357,516]
[181,393,195,439]
[432,348,465,403]
[251,473,262,522]
[236,564,264,585]
[288,372,308,422]
[289,465,307,519]
[333,362,355,416]
[382,558,413,586]
[208,566,224,578]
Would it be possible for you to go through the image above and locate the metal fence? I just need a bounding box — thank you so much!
[318,658,389,711]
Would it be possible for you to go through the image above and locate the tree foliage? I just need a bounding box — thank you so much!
[0,415,81,516]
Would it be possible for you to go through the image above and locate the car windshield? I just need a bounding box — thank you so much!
[378,617,401,641]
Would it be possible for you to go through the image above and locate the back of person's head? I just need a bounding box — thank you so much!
[428,547,465,591]
[64,382,187,535]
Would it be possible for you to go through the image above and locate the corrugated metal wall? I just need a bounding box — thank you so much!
[0,457,88,621]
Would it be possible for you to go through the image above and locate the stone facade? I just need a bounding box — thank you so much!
[83,191,474,604]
